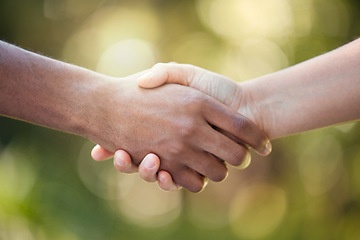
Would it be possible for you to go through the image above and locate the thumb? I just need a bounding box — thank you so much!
[137,63,193,88]
[137,70,168,89]
[91,144,114,161]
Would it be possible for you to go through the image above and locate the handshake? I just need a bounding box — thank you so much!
[1,40,359,193]
[90,63,273,192]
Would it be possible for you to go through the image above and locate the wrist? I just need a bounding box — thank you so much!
[79,75,134,152]
[79,76,120,138]
[68,74,118,140]
[238,79,275,140]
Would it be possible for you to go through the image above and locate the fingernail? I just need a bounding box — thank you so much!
[158,173,166,183]
[91,146,100,160]
[263,140,272,156]
[137,71,153,82]
[114,151,127,167]
[237,151,251,170]
[143,154,156,169]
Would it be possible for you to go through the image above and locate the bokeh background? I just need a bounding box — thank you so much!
[1,0,360,239]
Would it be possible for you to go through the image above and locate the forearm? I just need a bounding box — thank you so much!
[242,39,360,139]
[0,41,105,138]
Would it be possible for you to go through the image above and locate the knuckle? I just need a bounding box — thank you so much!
[167,141,186,157]
[152,62,171,73]
[232,117,249,134]
[182,93,207,108]
[152,62,166,69]
[179,119,199,137]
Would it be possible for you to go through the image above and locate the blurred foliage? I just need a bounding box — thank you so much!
[1,0,360,239]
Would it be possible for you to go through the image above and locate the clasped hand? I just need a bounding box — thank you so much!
[91,63,271,192]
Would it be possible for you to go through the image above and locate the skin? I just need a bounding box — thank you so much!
[0,40,270,192]
[93,38,360,191]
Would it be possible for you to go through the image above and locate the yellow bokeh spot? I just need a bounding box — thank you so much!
[97,39,156,77]
[290,0,314,37]
[229,184,287,239]
[62,29,103,68]
[112,176,182,228]
[0,148,36,212]
[186,183,236,229]
[171,32,224,70]
[220,38,289,81]
[62,5,160,70]
[197,0,294,40]
[298,134,343,196]
[89,6,161,48]
[0,216,36,240]
[77,142,181,228]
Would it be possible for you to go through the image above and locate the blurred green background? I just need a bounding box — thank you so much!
[1,0,360,239]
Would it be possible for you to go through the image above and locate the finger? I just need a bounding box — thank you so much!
[91,144,114,161]
[232,150,252,170]
[203,99,272,155]
[138,153,160,183]
[184,151,228,182]
[198,127,253,167]
[113,150,138,173]
[211,127,252,169]
[137,63,194,88]
[171,167,206,193]
[157,170,181,191]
